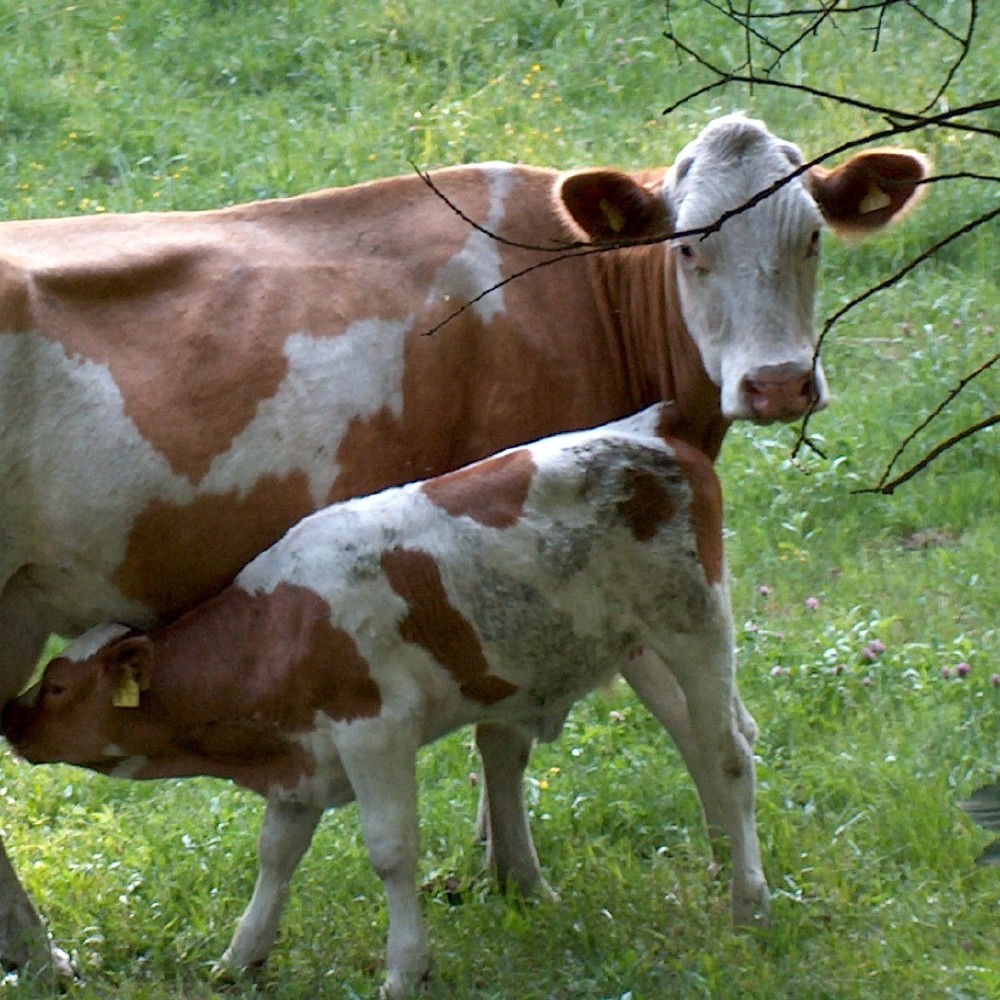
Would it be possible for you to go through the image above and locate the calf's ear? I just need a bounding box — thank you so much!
[104,636,154,709]
[809,148,931,238]
[558,169,673,243]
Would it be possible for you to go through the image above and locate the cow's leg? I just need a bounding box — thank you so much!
[215,799,323,973]
[474,723,556,898]
[646,626,769,927]
[0,569,75,981]
[622,648,758,856]
[340,732,427,999]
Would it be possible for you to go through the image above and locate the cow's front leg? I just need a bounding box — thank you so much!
[340,730,427,998]
[474,723,555,898]
[215,799,323,974]
[0,842,74,982]
[0,570,76,982]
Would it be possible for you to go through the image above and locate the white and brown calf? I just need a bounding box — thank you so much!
[2,405,767,996]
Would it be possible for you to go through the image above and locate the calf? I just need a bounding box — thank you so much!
[2,405,767,996]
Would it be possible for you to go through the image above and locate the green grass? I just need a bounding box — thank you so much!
[2,1,998,998]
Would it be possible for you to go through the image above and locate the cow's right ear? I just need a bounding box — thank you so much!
[104,636,154,708]
[558,170,673,243]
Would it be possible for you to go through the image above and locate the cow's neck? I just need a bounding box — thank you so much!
[592,245,729,461]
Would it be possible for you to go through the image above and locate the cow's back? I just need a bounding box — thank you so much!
[1,165,648,631]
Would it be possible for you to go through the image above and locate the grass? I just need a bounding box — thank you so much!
[2,1,998,998]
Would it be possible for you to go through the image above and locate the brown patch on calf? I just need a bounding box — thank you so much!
[421,449,536,528]
[154,582,382,738]
[618,467,676,541]
[114,473,315,617]
[379,547,517,705]
[664,440,725,586]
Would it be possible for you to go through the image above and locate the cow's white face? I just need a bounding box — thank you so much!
[665,115,829,423]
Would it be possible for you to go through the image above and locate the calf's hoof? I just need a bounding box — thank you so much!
[210,954,267,983]
[732,879,771,929]
[379,967,430,998]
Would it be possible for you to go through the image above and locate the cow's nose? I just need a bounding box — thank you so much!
[742,366,817,422]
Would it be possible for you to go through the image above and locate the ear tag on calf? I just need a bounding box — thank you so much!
[113,676,142,709]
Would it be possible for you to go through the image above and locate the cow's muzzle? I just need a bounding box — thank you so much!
[741,362,826,423]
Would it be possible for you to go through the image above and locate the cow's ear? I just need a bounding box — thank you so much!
[104,636,154,708]
[809,148,931,238]
[558,169,672,243]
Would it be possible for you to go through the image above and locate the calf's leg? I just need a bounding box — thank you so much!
[622,648,758,859]
[215,799,323,973]
[339,732,427,998]
[650,625,770,926]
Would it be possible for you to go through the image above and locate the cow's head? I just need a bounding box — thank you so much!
[559,115,930,423]
[1,625,156,770]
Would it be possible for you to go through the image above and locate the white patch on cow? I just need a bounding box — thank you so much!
[60,624,132,663]
[201,319,413,505]
[426,163,517,324]
[0,334,185,628]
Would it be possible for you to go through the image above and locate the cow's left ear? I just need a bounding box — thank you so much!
[104,636,154,708]
[809,148,931,238]
[558,169,673,243]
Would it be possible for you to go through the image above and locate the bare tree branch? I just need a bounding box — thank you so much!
[853,415,999,495]
[874,348,1000,487]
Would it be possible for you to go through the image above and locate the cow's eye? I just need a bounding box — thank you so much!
[676,243,708,271]
[43,682,66,698]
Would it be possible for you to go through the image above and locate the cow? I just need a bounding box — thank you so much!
[0,114,929,976]
[2,404,768,996]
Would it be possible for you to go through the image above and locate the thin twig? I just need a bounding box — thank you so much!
[853,415,999,495]
[877,348,1000,483]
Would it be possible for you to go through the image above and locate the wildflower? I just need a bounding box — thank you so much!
[468,772,479,786]
[757,584,770,596]
[804,596,820,610]
[770,665,784,678]
[955,662,971,678]
[862,639,885,661]
[940,666,952,679]
[991,673,1000,688]
[609,710,624,723]
[861,676,872,687]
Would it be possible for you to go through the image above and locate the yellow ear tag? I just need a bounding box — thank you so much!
[113,676,141,709]
[859,181,892,215]
[599,198,625,234]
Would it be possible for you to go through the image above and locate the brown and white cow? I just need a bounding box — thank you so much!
[0,114,928,974]
[2,404,767,996]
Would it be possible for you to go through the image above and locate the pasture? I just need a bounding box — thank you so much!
[1,1,997,997]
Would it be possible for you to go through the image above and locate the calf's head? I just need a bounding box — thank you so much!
[1,625,157,770]
[559,114,930,423]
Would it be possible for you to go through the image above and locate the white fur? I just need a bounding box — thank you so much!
[665,115,830,419]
